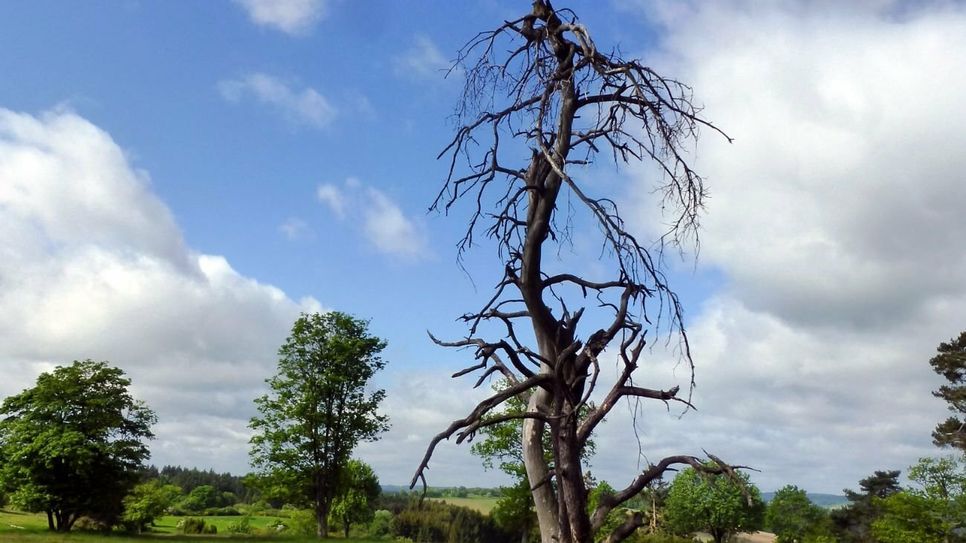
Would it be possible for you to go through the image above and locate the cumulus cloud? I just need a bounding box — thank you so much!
[316,178,431,262]
[393,35,452,81]
[609,1,966,491]
[233,0,327,36]
[219,73,336,129]
[0,107,320,471]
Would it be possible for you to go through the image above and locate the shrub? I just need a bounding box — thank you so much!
[227,516,254,535]
[73,516,111,533]
[288,508,318,536]
[204,506,240,516]
[178,517,217,534]
[369,509,393,538]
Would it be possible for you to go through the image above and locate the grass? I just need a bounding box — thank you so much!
[425,496,499,514]
[0,510,377,542]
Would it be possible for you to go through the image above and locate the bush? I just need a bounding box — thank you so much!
[204,506,241,516]
[227,516,254,535]
[73,516,111,533]
[178,517,217,534]
[288,508,318,536]
[369,509,393,538]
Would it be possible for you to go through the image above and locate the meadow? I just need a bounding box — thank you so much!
[0,509,375,543]
[424,496,498,515]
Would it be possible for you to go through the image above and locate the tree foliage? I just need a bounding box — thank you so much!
[412,2,737,542]
[329,459,380,538]
[0,360,156,532]
[121,479,182,533]
[831,470,902,543]
[664,467,763,543]
[249,312,388,538]
[930,331,966,450]
[871,456,966,543]
[764,485,830,543]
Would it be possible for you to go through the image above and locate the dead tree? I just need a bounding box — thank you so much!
[412,3,742,542]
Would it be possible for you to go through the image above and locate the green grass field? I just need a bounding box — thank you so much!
[0,509,376,542]
[425,496,499,514]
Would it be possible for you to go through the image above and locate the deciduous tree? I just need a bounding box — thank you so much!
[122,480,182,533]
[0,360,156,531]
[410,2,742,542]
[664,467,763,543]
[329,459,380,539]
[929,331,966,451]
[765,485,830,543]
[250,312,388,538]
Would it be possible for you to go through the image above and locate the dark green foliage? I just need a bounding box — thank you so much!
[765,485,831,543]
[178,516,216,534]
[154,465,248,499]
[664,467,764,543]
[930,331,966,450]
[249,311,389,537]
[831,470,901,543]
[0,360,156,532]
[391,500,512,543]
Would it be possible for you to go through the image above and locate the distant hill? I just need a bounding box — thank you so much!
[762,491,848,509]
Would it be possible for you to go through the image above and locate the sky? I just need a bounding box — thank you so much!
[1,0,964,495]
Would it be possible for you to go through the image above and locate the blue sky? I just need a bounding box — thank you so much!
[2,0,965,495]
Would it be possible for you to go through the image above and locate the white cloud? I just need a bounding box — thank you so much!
[393,35,452,81]
[316,178,431,262]
[0,107,320,472]
[233,0,327,36]
[610,1,966,491]
[363,188,430,261]
[316,183,345,218]
[219,73,336,129]
[278,217,311,240]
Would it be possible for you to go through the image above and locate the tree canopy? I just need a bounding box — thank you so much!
[249,311,388,538]
[329,459,380,539]
[764,485,830,543]
[0,360,156,531]
[929,331,966,450]
[664,467,764,543]
[831,470,902,543]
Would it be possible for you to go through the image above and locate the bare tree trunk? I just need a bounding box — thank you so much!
[524,386,559,543]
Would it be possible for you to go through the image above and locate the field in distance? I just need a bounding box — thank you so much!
[425,495,499,514]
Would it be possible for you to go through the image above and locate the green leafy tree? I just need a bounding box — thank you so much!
[830,470,901,543]
[929,331,966,451]
[0,360,156,531]
[871,456,966,543]
[122,479,182,533]
[664,467,764,543]
[765,485,830,543]
[249,312,389,538]
[329,459,380,538]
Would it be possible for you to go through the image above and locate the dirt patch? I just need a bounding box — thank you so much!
[734,532,778,543]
